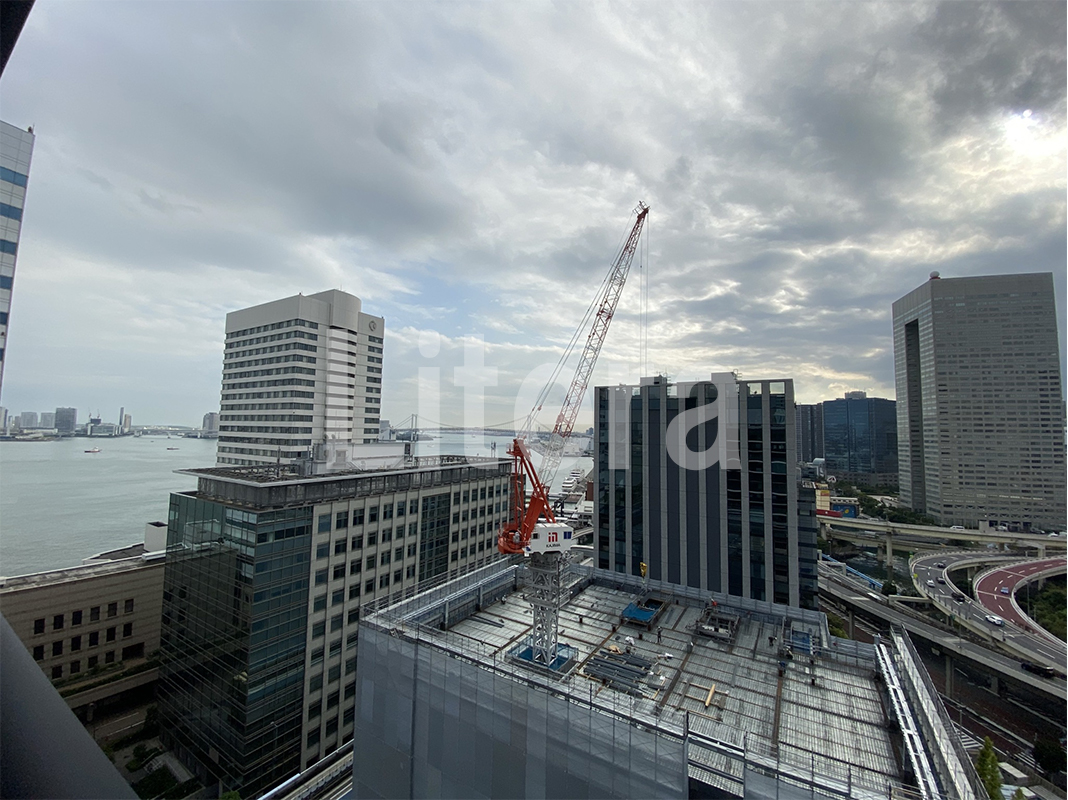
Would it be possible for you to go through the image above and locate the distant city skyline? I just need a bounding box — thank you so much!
[0,3,1064,426]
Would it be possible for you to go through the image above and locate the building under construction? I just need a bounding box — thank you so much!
[352,560,983,799]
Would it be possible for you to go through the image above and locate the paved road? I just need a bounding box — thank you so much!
[974,558,1066,638]
[912,552,1067,670]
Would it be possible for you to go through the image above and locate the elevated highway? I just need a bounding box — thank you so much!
[820,516,1065,566]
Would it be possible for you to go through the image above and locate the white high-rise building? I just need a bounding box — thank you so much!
[216,290,385,466]
[0,121,35,400]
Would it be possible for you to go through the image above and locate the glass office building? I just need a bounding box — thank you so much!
[822,393,897,487]
[158,456,511,797]
[595,374,817,609]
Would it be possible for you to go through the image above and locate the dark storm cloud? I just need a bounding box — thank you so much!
[0,1,1063,423]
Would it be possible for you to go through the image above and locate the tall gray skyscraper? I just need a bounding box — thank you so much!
[0,121,35,400]
[54,407,77,435]
[794,403,823,463]
[595,374,817,609]
[892,272,1065,530]
[217,290,385,466]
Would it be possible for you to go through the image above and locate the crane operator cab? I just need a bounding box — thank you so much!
[525,522,575,555]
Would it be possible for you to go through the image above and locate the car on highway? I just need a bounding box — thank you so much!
[1021,661,1057,678]
[999,587,1010,595]
[953,594,966,602]
[934,562,946,568]
[950,525,965,530]
[936,577,946,584]
[985,614,1004,626]
[926,580,936,587]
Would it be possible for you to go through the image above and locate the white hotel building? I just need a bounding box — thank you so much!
[216,290,385,466]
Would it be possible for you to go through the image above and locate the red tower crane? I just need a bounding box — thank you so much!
[496,202,650,668]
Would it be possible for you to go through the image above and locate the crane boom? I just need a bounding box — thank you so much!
[537,201,649,492]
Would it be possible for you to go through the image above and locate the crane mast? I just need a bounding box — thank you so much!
[498,202,649,669]
[537,201,649,492]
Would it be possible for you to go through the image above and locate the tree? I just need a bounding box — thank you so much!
[975,737,1001,800]
[1034,736,1066,775]
[881,579,898,596]
[1011,788,1026,800]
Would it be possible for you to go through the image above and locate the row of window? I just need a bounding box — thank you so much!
[32,599,134,634]
[32,622,134,659]
[0,166,29,187]
[0,202,22,222]
[41,646,146,680]
[0,238,16,255]
[227,317,319,339]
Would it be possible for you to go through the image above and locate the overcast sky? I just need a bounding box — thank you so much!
[1,1,1064,428]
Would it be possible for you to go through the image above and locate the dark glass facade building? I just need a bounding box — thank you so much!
[595,375,817,609]
[821,393,898,487]
[157,457,511,797]
[794,403,823,464]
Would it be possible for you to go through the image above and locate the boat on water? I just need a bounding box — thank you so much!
[84,447,101,453]
[166,447,180,450]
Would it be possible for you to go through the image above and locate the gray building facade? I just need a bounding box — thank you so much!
[821,392,898,487]
[0,121,34,400]
[157,456,511,797]
[893,272,1066,530]
[794,402,823,464]
[595,374,817,609]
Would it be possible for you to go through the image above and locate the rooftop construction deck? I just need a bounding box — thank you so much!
[354,561,981,799]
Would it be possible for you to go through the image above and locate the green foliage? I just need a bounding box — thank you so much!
[832,482,937,525]
[133,767,178,799]
[220,791,243,800]
[881,579,898,596]
[1028,576,1066,642]
[825,611,849,639]
[1034,736,1066,775]
[163,778,202,799]
[974,737,1001,799]
[1011,788,1025,800]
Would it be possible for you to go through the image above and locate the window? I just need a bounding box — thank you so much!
[335,511,348,530]
[88,631,99,647]
[349,559,361,575]
[367,531,377,546]
[352,508,364,526]
[351,534,363,550]
[105,650,115,664]
[379,575,390,589]
[122,623,133,638]
[309,674,323,692]
[409,522,417,537]
[366,556,375,570]
[90,607,100,622]
[70,660,81,674]
[346,631,358,650]
[329,639,342,657]
[325,717,339,736]
[410,499,418,514]
[347,608,360,624]
[380,552,391,566]
[315,568,328,585]
[396,502,405,518]
[407,543,417,558]
[71,636,82,652]
[344,681,356,700]
[332,589,344,606]
[307,730,321,748]
[327,690,340,709]
[368,506,378,523]
[52,666,63,679]
[455,492,462,503]
[381,528,392,543]
[72,610,83,626]
[52,641,63,657]
[318,513,331,533]
[311,646,324,664]
[107,603,117,618]
[33,645,44,661]
[53,614,64,631]
[345,656,357,675]
[348,584,360,601]
[316,542,330,559]
[365,579,374,594]
[88,655,98,669]
[312,621,326,639]
[329,663,341,683]
[313,594,327,612]
[406,565,415,579]
[344,706,355,726]
[332,564,345,580]
[393,569,402,583]
[395,547,403,561]
[383,504,393,520]
[451,551,458,562]
[330,614,343,633]
[308,701,322,720]
[106,627,116,642]
[124,599,134,614]
[33,618,44,635]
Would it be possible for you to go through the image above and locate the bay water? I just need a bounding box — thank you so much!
[0,433,591,577]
